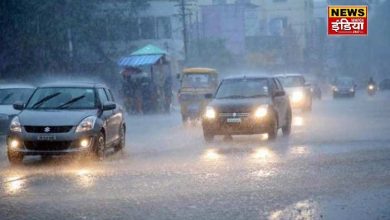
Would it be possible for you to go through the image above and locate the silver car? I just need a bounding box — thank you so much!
[0,84,35,135]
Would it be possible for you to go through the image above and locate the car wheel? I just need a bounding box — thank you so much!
[282,108,292,136]
[114,125,125,152]
[267,116,278,141]
[8,150,24,165]
[203,130,214,143]
[94,132,105,160]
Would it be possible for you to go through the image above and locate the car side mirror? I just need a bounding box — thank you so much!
[102,102,116,111]
[13,102,25,110]
[205,93,213,99]
[273,91,285,97]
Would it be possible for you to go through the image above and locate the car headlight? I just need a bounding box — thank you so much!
[9,116,22,133]
[76,116,97,133]
[333,87,338,92]
[291,91,304,103]
[350,88,355,92]
[368,85,374,90]
[204,106,216,119]
[255,105,268,118]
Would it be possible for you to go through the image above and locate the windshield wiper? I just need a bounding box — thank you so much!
[246,94,267,98]
[31,92,61,109]
[0,93,13,104]
[56,95,86,109]
[218,95,246,99]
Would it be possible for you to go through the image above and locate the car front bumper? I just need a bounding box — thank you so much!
[7,130,98,155]
[202,115,271,135]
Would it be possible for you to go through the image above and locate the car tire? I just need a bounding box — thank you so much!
[93,132,106,160]
[282,108,292,136]
[203,130,214,142]
[114,125,125,152]
[8,150,24,165]
[267,116,278,141]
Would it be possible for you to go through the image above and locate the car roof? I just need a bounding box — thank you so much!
[38,82,107,88]
[223,74,274,80]
[0,84,35,89]
[274,73,303,78]
[183,67,217,74]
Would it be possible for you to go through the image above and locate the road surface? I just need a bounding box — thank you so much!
[1,92,390,219]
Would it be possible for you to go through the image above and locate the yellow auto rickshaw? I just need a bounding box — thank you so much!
[177,68,218,122]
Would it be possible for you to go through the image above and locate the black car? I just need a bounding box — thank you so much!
[0,84,35,135]
[6,82,126,164]
[333,77,356,98]
[202,75,292,142]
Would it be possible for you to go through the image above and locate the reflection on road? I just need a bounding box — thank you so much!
[3,175,26,195]
[250,147,278,163]
[289,145,310,157]
[269,199,319,220]
[73,168,95,188]
[202,148,224,161]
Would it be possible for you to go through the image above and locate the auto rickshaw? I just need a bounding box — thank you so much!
[177,68,218,122]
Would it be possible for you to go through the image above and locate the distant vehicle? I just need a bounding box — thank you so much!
[310,83,322,100]
[202,75,291,142]
[379,79,390,90]
[6,82,126,164]
[333,77,356,98]
[276,74,312,111]
[177,68,218,122]
[0,84,35,135]
[367,84,377,96]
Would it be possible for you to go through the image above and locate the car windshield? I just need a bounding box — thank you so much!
[181,73,213,88]
[279,76,305,87]
[335,80,354,87]
[25,87,96,110]
[216,78,269,99]
[0,88,34,105]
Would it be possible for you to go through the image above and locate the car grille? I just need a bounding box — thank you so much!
[219,112,250,117]
[24,141,72,151]
[24,126,73,133]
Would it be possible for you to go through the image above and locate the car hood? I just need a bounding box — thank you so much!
[210,97,270,113]
[19,109,98,126]
[0,105,20,116]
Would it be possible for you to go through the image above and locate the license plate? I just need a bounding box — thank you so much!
[227,118,241,123]
[188,104,200,111]
[37,135,57,141]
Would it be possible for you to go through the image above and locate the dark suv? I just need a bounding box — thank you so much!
[7,82,126,164]
[202,75,291,141]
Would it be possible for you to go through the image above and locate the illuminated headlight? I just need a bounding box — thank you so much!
[204,106,216,119]
[76,116,97,133]
[9,116,22,133]
[333,87,338,92]
[9,139,20,149]
[79,138,91,148]
[368,85,374,90]
[291,91,304,103]
[350,88,355,92]
[255,105,268,118]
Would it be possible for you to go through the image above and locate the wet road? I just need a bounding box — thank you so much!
[1,92,390,220]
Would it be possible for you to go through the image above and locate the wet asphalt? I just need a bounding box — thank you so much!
[0,92,390,220]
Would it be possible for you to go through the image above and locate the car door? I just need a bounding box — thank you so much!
[97,88,115,144]
[275,78,290,126]
[270,78,286,127]
[104,88,122,142]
